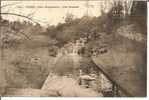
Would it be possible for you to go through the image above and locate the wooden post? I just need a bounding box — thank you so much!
[112,82,119,97]
[79,70,82,85]
[0,0,4,61]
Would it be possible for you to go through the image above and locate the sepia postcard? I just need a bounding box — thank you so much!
[0,0,147,97]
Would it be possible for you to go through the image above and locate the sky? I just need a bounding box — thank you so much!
[1,0,115,26]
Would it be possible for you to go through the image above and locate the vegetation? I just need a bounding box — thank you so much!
[0,0,147,93]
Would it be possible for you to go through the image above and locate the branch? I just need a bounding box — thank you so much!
[1,2,20,8]
[26,10,37,19]
[1,12,39,24]
[19,30,32,40]
[1,12,49,25]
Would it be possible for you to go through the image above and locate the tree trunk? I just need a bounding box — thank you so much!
[0,0,1,21]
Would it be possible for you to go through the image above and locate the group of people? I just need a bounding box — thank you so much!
[89,47,108,57]
[49,37,108,57]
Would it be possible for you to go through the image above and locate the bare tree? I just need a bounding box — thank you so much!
[1,12,39,24]
[65,12,74,23]
[0,0,1,20]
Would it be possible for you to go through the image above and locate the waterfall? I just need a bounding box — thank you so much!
[56,38,86,57]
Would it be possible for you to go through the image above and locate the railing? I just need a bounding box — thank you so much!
[94,64,134,97]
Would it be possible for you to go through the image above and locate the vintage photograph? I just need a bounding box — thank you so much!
[0,0,147,97]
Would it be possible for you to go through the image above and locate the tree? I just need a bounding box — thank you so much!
[65,12,74,23]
